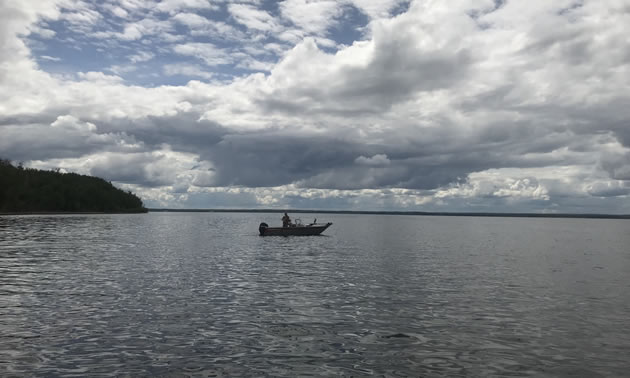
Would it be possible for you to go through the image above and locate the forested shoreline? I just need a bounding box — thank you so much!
[0,159,147,213]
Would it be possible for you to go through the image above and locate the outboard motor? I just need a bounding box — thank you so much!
[258,222,268,236]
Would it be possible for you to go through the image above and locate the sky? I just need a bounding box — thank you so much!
[1,0,629,213]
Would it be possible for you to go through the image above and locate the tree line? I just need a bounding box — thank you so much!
[0,159,147,213]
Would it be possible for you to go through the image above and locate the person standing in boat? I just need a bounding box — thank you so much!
[282,212,291,227]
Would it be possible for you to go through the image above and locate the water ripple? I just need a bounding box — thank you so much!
[1,214,629,376]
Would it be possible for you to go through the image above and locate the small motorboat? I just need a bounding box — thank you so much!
[259,218,333,236]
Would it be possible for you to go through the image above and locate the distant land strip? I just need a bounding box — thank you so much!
[148,208,630,220]
[0,212,145,216]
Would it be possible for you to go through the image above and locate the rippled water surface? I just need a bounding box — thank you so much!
[1,213,629,376]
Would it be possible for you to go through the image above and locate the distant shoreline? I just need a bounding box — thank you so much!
[2,209,628,220]
[147,208,630,220]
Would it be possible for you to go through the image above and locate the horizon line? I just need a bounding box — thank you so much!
[147,208,630,220]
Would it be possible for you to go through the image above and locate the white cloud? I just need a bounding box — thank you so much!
[155,0,219,14]
[163,63,213,79]
[172,12,246,40]
[107,5,129,19]
[352,0,409,19]
[435,172,550,201]
[228,3,281,32]
[30,25,56,39]
[40,55,61,61]
[92,16,174,41]
[128,51,154,63]
[279,0,343,35]
[61,4,102,32]
[51,115,96,134]
[233,55,274,72]
[0,0,64,63]
[107,64,137,75]
[117,0,157,12]
[172,12,211,28]
[173,42,232,66]
[76,71,124,83]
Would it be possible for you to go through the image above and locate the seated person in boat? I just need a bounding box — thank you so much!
[282,212,291,227]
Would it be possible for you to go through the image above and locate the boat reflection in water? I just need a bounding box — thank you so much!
[259,218,333,236]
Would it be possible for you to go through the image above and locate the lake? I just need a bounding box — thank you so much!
[1,212,629,376]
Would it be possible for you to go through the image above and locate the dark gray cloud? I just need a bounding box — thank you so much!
[203,133,362,187]
[188,117,602,191]
[88,153,172,187]
[99,113,229,152]
[0,121,141,162]
[587,182,630,198]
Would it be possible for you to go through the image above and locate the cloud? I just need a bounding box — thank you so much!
[2,0,630,213]
[60,3,102,33]
[173,42,232,66]
[173,12,246,40]
[0,0,63,63]
[91,16,174,41]
[436,172,550,201]
[233,55,274,72]
[0,114,142,162]
[107,64,137,75]
[51,114,96,134]
[30,25,56,39]
[155,0,220,15]
[172,12,211,28]
[258,2,475,116]
[228,3,281,32]
[586,181,630,198]
[88,151,178,187]
[349,0,410,19]
[128,51,154,63]
[279,0,344,35]
[355,154,390,166]
[163,63,213,79]
[40,55,61,61]
[104,4,129,19]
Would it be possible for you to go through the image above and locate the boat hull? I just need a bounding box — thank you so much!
[259,222,332,236]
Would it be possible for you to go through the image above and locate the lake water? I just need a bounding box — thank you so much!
[1,212,629,377]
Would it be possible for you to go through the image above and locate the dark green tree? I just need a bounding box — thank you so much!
[0,159,147,213]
